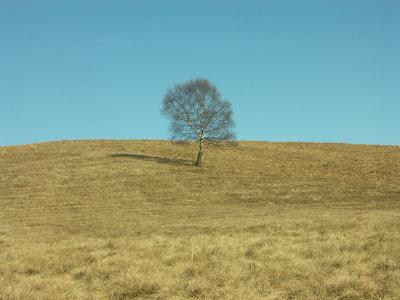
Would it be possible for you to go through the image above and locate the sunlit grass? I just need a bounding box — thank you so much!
[1,140,399,299]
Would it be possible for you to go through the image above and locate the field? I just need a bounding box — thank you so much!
[0,140,399,299]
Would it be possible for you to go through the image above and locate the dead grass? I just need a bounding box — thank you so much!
[0,140,399,299]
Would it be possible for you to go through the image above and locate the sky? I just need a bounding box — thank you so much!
[1,0,399,146]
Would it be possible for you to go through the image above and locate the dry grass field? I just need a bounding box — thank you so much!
[0,140,399,299]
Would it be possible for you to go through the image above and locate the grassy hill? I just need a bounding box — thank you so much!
[1,140,399,299]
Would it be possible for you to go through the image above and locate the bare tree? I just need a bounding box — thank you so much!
[162,78,235,167]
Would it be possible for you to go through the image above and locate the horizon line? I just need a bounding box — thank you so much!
[1,138,398,148]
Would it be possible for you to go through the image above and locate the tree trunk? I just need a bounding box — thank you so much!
[195,139,204,167]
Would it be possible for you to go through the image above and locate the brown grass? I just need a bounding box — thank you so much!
[0,140,399,299]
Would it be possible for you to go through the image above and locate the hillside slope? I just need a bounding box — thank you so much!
[1,140,399,299]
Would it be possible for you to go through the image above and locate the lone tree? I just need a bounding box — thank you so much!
[162,78,235,167]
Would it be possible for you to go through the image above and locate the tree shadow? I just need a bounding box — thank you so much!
[111,153,193,166]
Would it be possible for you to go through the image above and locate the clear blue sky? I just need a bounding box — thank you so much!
[1,0,399,146]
